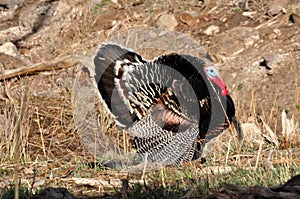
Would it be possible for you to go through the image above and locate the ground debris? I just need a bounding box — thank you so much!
[28,174,300,199]
[31,187,77,199]
[198,174,300,199]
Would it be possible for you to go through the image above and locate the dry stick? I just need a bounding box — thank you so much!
[36,108,47,159]
[68,177,146,188]
[160,167,166,188]
[225,139,231,166]
[255,141,263,169]
[0,56,81,81]
[14,78,29,199]
[268,96,277,125]
[251,89,256,117]
[255,11,288,30]
[93,127,97,171]
[122,130,127,156]
[267,148,275,170]
[141,153,148,181]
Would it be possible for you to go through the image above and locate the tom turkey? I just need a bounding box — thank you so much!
[94,43,241,165]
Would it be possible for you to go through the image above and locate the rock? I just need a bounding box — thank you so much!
[260,53,288,71]
[0,0,55,44]
[291,3,300,27]
[179,13,198,26]
[209,27,260,61]
[31,187,77,199]
[268,0,288,15]
[0,9,14,26]
[16,1,51,28]
[0,26,32,44]
[268,29,281,39]
[157,13,178,30]
[0,0,20,9]
[0,42,19,58]
[203,25,219,35]
[202,122,264,157]
[240,123,264,148]
[292,14,300,27]
[0,53,24,72]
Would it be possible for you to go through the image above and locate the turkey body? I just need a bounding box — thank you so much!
[94,43,238,165]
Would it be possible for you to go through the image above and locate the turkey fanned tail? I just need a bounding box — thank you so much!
[94,43,241,165]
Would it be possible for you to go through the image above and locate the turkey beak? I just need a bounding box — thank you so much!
[231,116,243,141]
[225,95,242,141]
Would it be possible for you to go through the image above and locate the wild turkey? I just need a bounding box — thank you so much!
[94,43,241,165]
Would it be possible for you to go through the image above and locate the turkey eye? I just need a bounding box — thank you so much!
[208,70,216,77]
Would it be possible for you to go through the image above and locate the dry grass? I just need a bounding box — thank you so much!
[0,57,299,199]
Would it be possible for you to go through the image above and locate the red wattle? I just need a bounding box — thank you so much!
[211,77,229,96]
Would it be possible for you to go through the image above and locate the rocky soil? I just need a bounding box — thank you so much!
[1,0,299,125]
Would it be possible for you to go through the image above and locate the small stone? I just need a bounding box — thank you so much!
[157,13,178,30]
[240,123,264,146]
[203,25,219,35]
[132,0,143,6]
[0,42,19,58]
[56,78,64,87]
[242,11,256,18]
[112,20,117,26]
[273,28,281,36]
[24,167,35,175]
[188,11,198,18]
[268,33,277,40]
[244,37,255,47]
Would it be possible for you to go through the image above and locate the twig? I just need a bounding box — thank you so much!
[267,148,275,170]
[0,56,83,81]
[65,177,145,188]
[142,153,148,181]
[160,167,166,188]
[255,141,263,169]
[225,139,231,166]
